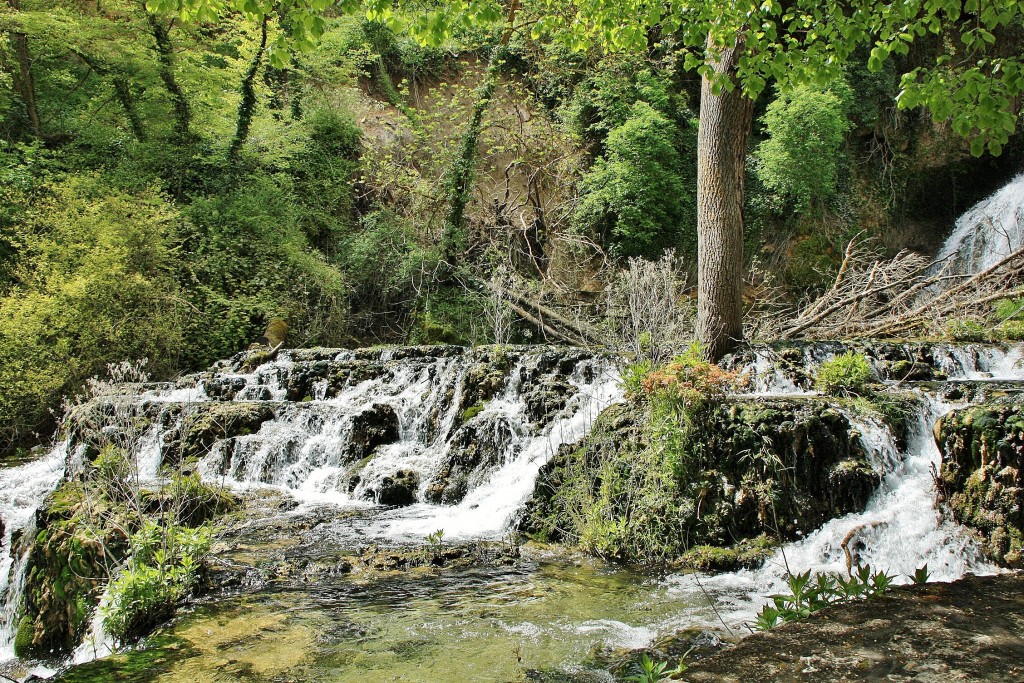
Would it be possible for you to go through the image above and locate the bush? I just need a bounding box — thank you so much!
[756,84,851,211]
[945,318,991,342]
[102,522,213,643]
[574,102,697,259]
[815,352,873,396]
[642,343,743,419]
[0,175,183,452]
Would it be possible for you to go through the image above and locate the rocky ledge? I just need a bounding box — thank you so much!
[682,573,1024,682]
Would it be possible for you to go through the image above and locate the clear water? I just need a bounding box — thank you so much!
[53,555,701,683]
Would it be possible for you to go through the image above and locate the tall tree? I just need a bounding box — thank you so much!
[4,0,42,138]
[542,0,1024,358]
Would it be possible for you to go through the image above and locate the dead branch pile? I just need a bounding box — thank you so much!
[770,239,1024,340]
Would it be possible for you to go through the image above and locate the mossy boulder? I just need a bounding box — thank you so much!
[344,403,399,462]
[164,402,277,465]
[521,398,879,564]
[15,483,126,659]
[935,402,1024,568]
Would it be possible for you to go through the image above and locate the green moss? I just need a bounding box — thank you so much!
[945,319,992,342]
[522,397,877,565]
[14,615,35,657]
[461,404,484,422]
[675,535,777,571]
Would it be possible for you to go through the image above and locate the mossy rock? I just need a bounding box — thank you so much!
[165,402,277,465]
[15,483,124,659]
[936,402,1024,568]
[521,397,879,565]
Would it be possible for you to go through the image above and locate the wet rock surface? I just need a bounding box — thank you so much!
[936,400,1024,568]
[344,402,400,462]
[522,397,880,564]
[682,573,1024,683]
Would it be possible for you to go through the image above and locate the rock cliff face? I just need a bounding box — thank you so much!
[935,400,1024,568]
[521,397,881,566]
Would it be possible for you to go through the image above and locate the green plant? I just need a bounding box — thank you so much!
[102,522,213,642]
[625,653,686,682]
[621,359,653,400]
[574,101,697,259]
[425,529,445,548]
[815,352,873,397]
[945,318,991,342]
[754,564,906,630]
[755,84,852,211]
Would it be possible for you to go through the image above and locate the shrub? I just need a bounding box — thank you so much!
[642,343,743,418]
[621,359,653,399]
[755,84,851,211]
[0,175,183,452]
[102,522,213,643]
[815,352,873,396]
[574,102,697,259]
[944,318,991,343]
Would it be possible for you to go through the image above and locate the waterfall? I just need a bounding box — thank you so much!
[140,347,622,541]
[932,173,1024,276]
[662,343,1022,631]
[0,443,66,658]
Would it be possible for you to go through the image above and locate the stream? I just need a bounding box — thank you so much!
[0,175,1022,681]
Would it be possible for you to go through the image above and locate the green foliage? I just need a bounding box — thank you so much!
[411,285,485,346]
[621,359,653,400]
[815,352,873,397]
[574,102,697,259]
[102,521,213,642]
[756,85,851,211]
[754,565,904,630]
[0,174,182,450]
[625,653,686,683]
[945,318,992,343]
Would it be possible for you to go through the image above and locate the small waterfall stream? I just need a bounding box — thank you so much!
[932,173,1024,276]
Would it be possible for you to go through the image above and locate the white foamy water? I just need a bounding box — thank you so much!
[369,362,623,540]
[658,345,1022,633]
[112,348,624,542]
[0,443,66,658]
[933,173,1024,276]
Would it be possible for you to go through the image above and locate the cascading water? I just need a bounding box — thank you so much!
[0,444,66,659]
[932,173,1024,276]
[660,343,1021,632]
[6,175,1024,677]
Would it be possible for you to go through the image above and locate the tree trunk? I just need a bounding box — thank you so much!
[146,12,192,140]
[695,37,753,361]
[7,0,42,138]
[228,16,268,160]
[112,76,146,141]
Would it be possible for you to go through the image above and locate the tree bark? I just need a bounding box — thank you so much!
[228,15,268,160]
[112,76,146,141]
[7,0,42,138]
[695,36,753,361]
[146,11,192,140]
